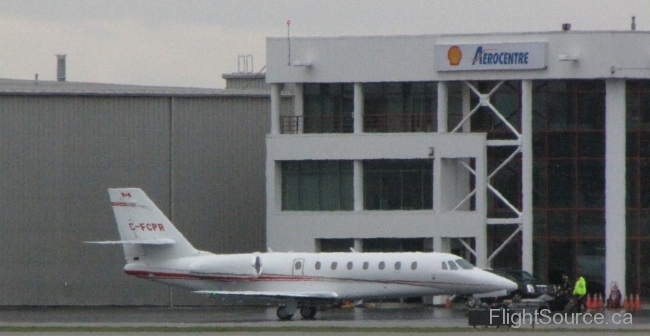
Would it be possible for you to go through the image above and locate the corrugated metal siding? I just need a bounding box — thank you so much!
[0,92,273,305]
[171,97,269,254]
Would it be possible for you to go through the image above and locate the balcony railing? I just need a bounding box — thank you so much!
[281,115,353,134]
[280,113,436,134]
[364,113,435,133]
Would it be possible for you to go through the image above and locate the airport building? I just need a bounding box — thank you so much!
[265,30,650,299]
[0,73,286,305]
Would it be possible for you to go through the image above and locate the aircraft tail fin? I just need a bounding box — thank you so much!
[98,188,199,262]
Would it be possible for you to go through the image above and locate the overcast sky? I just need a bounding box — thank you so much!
[2,0,648,88]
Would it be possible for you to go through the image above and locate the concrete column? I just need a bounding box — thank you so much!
[521,80,534,273]
[354,239,363,252]
[354,83,364,134]
[605,79,626,297]
[475,144,488,268]
[271,84,281,134]
[437,81,448,133]
[293,83,304,133]
[354,160,363,211]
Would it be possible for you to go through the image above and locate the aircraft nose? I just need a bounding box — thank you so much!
[489,272,518,291]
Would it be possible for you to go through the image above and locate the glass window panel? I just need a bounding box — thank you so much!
[331,262,337,270]
[411,261,418,270]
[547,239,575,281]
[576,92,605,130]
[442,262,448,270]
[378,261,385,270]
[315,261,321,270]
[547,160,575,207]
[548,132,575,158]
[448,261,459,270]
[641,132,650,158]
[533,160,548,208]
[578,211,605,237]
[319,239,354,252]
[347,261,353,270]
[577,132,604,158]
[577,160,605,208]
[363,262,369,270]
[395,261,401,270]
[626,211,638,237]
[627,133,639,157]
[547,92,573,130]
[320,162,341,211]
[533,210,547,238]
[627,160,639,208]
[577,240,605,291]
[363,171,381,210]
[300,165,320,211]
[626,91,640,130]
[533,133,547,157]
[640,211,650,237]
[641,160,650,208]
[548,211,575,237]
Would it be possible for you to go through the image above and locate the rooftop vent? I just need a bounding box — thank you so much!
[56,54,66,82]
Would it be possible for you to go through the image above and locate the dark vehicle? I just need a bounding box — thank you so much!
[488,269,556,301]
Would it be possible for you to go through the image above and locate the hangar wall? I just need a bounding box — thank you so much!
[0,87,287,305]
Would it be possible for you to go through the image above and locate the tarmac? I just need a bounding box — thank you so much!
[0,304,649,335]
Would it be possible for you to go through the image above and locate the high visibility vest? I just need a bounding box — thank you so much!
[573,276,587,295]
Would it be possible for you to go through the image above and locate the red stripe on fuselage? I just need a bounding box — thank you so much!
[123,270,489,289]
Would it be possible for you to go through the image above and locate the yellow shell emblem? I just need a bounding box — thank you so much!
[447,46,462,66]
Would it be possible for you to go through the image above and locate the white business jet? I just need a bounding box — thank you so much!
[89,188,517,320]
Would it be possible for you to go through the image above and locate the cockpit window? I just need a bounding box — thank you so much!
[448,261,459,270]
[441,262,448,270]
[455,258,474,270]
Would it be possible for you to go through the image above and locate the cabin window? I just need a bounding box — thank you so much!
[331,261,338,270]
[441,262,448,270]
[347,261,353,270]
[448,261,459,270]
[411,261,417,270]
[315,261,321,270]
[295,261,302,270]
[456,258,474,270]
[379,261,385,270]
[363,261,369,270]
[394,261,401,270]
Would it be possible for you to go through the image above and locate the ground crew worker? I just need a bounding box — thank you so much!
[573,274,587,312]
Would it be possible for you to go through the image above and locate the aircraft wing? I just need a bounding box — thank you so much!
[193,290,339,300]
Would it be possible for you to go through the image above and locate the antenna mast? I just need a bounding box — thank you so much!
[287,20,291,66]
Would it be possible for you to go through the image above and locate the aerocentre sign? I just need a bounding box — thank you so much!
[434,42,547,71]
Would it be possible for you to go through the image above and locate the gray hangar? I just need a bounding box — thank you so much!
[0,75,286,305]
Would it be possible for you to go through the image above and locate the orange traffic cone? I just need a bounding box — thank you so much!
[585,294,592,309]
[598,293,604,309]
[627,294,634,309]
[445,297,451,308]
[595,294,600,309]
[623,296,628,309]
[635,294,641,310]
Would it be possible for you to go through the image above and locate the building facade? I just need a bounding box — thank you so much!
[0,76,286,305]
[265,31,650,298]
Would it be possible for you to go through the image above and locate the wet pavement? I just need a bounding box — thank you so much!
[0,305,649,332]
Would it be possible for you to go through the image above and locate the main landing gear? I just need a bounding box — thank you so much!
[276,305,318,320]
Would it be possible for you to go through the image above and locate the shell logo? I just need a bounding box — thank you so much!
[447,46,462,66]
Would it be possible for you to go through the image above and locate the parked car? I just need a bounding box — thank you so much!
[488,268,556,301]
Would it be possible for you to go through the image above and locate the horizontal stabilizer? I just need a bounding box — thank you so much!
[193,290,339,300]
[85,238,176,245]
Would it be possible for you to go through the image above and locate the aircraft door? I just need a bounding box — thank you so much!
[292,258,305,276]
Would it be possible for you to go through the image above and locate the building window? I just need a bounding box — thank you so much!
[364,160,433,210]
[303,83,354,133]
[363,82,437,133]
[282,160,353,210]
